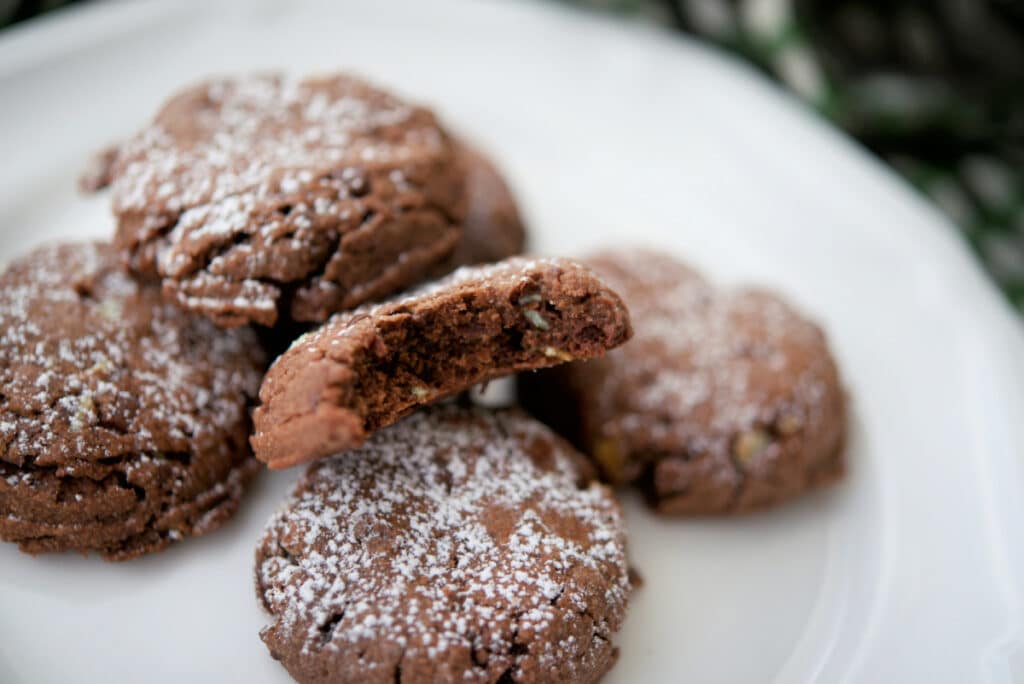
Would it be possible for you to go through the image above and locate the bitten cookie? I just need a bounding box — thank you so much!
[255,405,631,684]
[110,73,466,328]
[250,257,632,469]
[447,142,527,267]
[0,242,266,560]
[520,249,846,515]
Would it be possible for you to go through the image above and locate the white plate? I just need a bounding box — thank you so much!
[2,1,1023,682]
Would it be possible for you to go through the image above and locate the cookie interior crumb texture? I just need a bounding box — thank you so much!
[110,73,466,328]
[520,248,846,514]
[0,242,266,559]
[255,405,630,684]
[251,257,632,469]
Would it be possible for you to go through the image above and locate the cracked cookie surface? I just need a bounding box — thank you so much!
[0,242,265,559]
[250,257,632,469]
[255,405,630,684]
[519,249,846,514]
[110,73,465,328]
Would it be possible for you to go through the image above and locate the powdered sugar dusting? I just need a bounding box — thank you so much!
[0,242,265,467]
[256,406,629,680]
[585,249,836,460]
[112,74,421,215]
[109,73,455,324]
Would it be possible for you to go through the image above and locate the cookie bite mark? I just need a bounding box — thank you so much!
[251,257,632,469]
[109,73,466,327]
[255,406,630,684]
[520,248,846,515]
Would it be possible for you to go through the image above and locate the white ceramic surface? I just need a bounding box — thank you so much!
[1,1,1023,682]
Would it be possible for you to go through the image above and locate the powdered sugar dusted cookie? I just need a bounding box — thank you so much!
[0,242,265,559]
[250,257,632,469]
[255,405,630,684]
[520,249,846,514]
[110,73,465,327]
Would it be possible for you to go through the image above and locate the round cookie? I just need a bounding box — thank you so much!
[250,257,632,469]
[255,405,630,684]
[110,73,466,328]
[519,249,846,514]
[447,142,527,267]
[0,242,266,560]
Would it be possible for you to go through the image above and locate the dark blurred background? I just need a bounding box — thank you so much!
[0,0,79,26]
[4,0,1022,314]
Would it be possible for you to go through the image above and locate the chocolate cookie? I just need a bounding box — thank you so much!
[250,257,632,469]
[255,405,630,684]
[0,242,266,560]
[109,73,466,328]
[245,136,530,380]
[78,143,120,194]
[448,142,527,267]
[520,249,846,514]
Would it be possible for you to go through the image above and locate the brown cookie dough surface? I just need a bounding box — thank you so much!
[447,142,527,267]
[0,242,266,559]
[78,143,120,194]
[251,257,631,469]
[255,405,630,684]
[110,73,465,328]
[520,249,846,514]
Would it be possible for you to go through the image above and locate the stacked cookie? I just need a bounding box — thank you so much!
[0,72,847,683]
